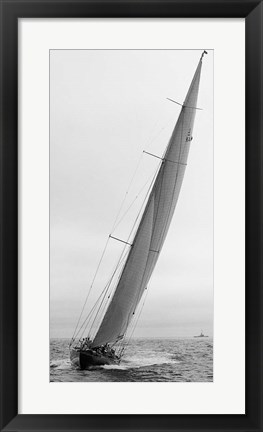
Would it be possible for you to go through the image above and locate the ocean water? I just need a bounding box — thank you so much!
[50,337,213,382]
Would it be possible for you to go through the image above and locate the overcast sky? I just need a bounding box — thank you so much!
[50,49,213,339]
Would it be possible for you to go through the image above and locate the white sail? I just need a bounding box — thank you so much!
[92,55,204,348]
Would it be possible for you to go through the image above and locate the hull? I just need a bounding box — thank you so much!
[70,348,118,369]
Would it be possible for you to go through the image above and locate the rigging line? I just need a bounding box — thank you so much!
[87,242,130,340]
[124,163,166,350]
[70,235,111,344]
[144,114,176,151]
[91,228,138,338]
[110,153,143,234]
[111,111,176,235]
[143,104,167,148]
[73,278,112,342]
[88,244,131,340]
[119,314,135,353]
[85,248,129,340]
[115,312,131,354]
[121,287,150,357]
[86,248,130,340]
[111,117,172,243]
[112,110,175,233]
[75,275,113,337]
[130,288,149,342]
[119,165,159,259]
[92,248,130,338]
[143,94,182,150]
[81,287,111,340]
[74,244,129,341]
[90,278,122,340]
[126,158,162,245]
[112,165,160,233]
[88,283,113,342]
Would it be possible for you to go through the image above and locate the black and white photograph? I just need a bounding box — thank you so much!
[50,49,213,382]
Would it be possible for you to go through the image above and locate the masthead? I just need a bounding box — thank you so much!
[201,50,208,60]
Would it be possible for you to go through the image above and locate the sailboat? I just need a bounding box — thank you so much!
[70,51,207,370]
[194,330,208,338]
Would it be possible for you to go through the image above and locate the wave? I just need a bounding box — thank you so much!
[120,354,180,369]
[101,364,127,371]
[50,359,71,370]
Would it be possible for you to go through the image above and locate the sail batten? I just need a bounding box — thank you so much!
[92,55,204,348]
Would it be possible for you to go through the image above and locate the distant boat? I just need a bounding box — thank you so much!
[194,330,208,338]
[70,51,207,370]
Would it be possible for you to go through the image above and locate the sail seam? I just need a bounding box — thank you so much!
[165,158,187,166]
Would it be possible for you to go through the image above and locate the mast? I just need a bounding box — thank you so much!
[91,51,206,348]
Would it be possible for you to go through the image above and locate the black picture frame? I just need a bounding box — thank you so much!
[0,1,262,431]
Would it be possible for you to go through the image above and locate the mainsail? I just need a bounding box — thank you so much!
[92,52,205,348]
